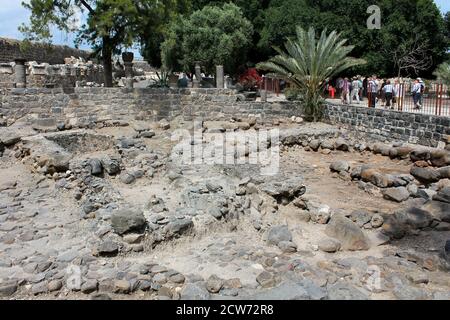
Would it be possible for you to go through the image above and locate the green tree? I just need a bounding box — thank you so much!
[257,0,447,78]
[190,0,271,63]
[20,0,186,86]
[434,62,450,85]
[257,27,365,122]
[161,3,253,75]
[138,0,191,67]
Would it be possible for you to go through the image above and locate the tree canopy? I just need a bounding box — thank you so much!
[161,3,253,75]
[20,0,187,86]
[20,0,450,81]
[258,27,365,121]
[256,0,447,78]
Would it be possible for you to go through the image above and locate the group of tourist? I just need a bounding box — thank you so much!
[326,76,426,110]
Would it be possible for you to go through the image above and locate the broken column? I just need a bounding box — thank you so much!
[216,65,224,89]
[14,58,27,88]
[193,61,201,88]
[122,52,134,89]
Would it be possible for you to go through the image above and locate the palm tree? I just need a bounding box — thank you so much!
[433,62,450,85]
[257,26,366,122]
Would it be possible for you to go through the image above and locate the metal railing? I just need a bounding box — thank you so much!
[366,82,449,116]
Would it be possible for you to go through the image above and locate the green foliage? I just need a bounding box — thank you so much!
[161,3,253,74]
[433,62,450,85]
[257,0,447,78]
[258,27,365,122]
[150,68,172,88]
[20,0,185,86]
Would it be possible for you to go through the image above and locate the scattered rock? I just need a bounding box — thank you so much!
[94,241,119,257]
[119,172,136,184]
[310,205,331,224]
[325,215,370,251]
[318,238,341,253]
[277,241,297,253]
[206,275,223,293]
[410,166,441,184]
[382,187,410,203]
[266,225,292,246]
[111,209,146,235]
[256,271,276,288]
[181,283,210,300]
[330,160,350,173]
[113,280,131,294]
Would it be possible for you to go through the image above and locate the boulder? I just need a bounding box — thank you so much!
[321,140,335,150]
[277,241,297,253]
[433,186,450,204]
[361,168,392,188]
[410,166,440,184]
[410,149,431,162]
[164,218,194,238]
[330,160,350,173]
[371,214,384,228]
[310,205,331,224]
[382,187,410,203]
[260,177,306,203]
[389,146,413,159]
[88,159,103,176]
[318,238,341,253]
[119,172,136,184]
[266,225,292,246]
[325,215,370,251]
[101,157,121,175]
[181,283,211,300]
[350,210,372,227]
[430,150,450,167]
[111,209,147,235]
[335,138,349,151]
[438,166,450,179]
[421,200,450,222]
[309,139,320,151]
[94,241,119,257]
[206,275,223,293]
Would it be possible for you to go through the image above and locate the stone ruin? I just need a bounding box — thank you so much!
[0,85,449,301]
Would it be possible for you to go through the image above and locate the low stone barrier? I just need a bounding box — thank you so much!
[323,102,450,147]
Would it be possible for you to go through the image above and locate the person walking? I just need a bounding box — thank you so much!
[368,76,378,108]
[418,77,425,107]
[341,77,350,104]
[351,77,361,104]
[383,80,394,109]
[412,79,422,109]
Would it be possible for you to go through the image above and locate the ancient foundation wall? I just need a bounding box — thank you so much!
[0,88,301,127]
[323,102,450,147]
[0,63,104,89]
[0,38,90,64]
[2,89,448,147]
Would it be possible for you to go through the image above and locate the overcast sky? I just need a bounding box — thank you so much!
[1,0,449,50]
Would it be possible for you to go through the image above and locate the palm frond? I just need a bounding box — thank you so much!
[257,26,366,121]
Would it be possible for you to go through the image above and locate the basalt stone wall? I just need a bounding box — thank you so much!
[0,88,301,127]
[0,38,90,64]
[323,102,450,147]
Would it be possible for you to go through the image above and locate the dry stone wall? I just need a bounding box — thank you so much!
[1,88,448,148]
[0,38,90,64]
[323,102,450,147]
[0,88,300,127]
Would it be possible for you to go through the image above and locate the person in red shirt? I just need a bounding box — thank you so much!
[328,85,336,99]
